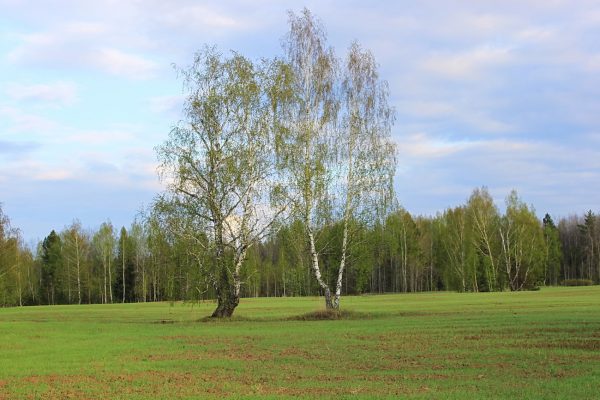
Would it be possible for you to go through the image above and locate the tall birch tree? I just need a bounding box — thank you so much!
[61,220,89,304]
[281,9,395,309]
[92,222,115,304]
[332,42,396,307]
[278,8,339,309]
[467,187,501,291]
[499,191,545,290]
[156,47,290,317]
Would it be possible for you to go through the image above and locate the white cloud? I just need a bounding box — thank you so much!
[94,48,158,79]
[422,45,513,80]
[585,54,600,72]
[398,101,455,119]
[67,129,137,145]
[4,81,78,106]
[516,27,556,43]
[33,168,74,181]
[159,4,250,31]
[0,105,59,134]
[148,95,184,115]
[7,23,159,79]
[397,133,478,159]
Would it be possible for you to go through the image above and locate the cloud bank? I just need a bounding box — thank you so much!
[0,0,599,241]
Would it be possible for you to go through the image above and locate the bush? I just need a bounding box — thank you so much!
[561,279,594,286]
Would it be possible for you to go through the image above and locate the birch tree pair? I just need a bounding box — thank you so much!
[157,9,396,317]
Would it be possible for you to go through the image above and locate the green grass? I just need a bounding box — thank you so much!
[1,287,600,399]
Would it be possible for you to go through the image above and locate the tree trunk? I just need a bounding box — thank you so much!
[333,218,349,310]
[103,261,107,304]
[142,266,146,302]
[108,257,113,303]
[210,255,241,318]
[122,234,126,303]
[324,286,334,309]
[308,230,334,310]
[67,259,72,304]
[211,289,239,318]
[75,235,81,305]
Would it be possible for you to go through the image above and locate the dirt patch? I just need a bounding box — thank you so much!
[518,339,600,351]
[278,346,323,360]
[288,309,373,321]
[161,335,234,345]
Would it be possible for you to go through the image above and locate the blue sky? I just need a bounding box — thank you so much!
[1,0,599,243]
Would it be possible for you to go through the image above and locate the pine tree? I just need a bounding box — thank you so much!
[41,230,63,305]
[114,227,136,303]
[543,214,562,285]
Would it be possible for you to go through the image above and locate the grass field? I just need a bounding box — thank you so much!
[1,287,599,399]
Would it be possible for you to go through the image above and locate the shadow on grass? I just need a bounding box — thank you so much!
[156,310,447,324]
[195,309,382,323]
[288,309,375,321]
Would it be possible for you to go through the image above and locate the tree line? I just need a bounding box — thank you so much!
[1,189,598,308]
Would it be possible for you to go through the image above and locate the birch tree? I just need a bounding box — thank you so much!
[330,42,396,307]
[61,220,89,304]
[0,218,25,306]
[499,191,545,290]
[92,222,115,303]
[130,219,149,302]
[281,9,396,309]
[467,187,501,291]
[278,9,339,309]
[156,47,290,317]
[440,206,473,292]
[385,208,421,292]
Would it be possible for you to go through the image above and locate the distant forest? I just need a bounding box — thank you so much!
[0,187,598,307]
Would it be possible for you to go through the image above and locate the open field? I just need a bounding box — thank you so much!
[1,287,600,399]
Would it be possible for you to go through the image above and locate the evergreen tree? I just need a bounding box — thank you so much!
[114,227,136,303]
[579,211,596,281]
[543,214,562,285]
[41,230,63,305]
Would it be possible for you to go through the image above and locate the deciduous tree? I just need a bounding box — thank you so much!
[156,47,290,317]
[281,9,396,310]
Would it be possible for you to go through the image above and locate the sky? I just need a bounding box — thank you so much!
[1,0,600,243]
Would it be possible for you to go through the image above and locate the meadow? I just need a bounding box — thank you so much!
[1,287,599,399]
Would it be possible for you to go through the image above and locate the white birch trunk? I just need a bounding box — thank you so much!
[122,234,126,303]
[333,218,349,309]
[308,229,333,308]
[75,235,81,304]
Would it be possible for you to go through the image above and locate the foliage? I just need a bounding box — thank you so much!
[155,46,291,317]
[280,8,396,310]
[41,230,63,304]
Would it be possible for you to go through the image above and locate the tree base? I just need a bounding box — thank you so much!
[210,293,239,318]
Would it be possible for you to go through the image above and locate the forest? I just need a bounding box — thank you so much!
[0,188,598,308]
